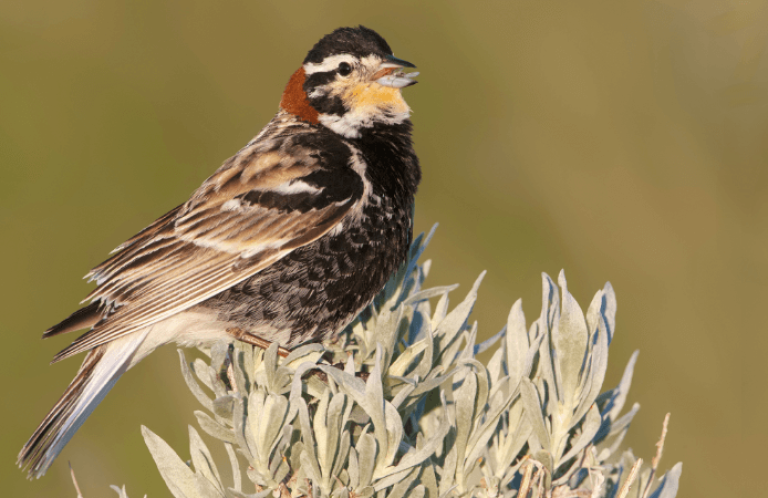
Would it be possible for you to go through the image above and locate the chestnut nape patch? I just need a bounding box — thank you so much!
[280,68,320,124]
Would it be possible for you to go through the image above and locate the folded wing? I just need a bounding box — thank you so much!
[53,143,364,362]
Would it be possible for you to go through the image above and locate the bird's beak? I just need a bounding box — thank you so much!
[374,54,419,88]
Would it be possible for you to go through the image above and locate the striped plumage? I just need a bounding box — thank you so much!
[19,26,420,478]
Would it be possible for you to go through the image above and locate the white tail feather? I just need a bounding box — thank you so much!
[28,330,149,478]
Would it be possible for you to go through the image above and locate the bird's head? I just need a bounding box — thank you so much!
[280,26,418,138]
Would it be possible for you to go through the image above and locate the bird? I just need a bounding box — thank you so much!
[18,25,420,479]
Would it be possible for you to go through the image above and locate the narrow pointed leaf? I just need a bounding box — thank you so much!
[142,426,204,498]
[520,378,551,450]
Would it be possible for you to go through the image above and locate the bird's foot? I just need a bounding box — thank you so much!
[226,327,291,357]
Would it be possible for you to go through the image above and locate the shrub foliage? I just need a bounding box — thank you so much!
[95,229,682,498]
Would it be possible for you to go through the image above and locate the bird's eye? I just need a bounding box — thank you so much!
[337,62,353,76]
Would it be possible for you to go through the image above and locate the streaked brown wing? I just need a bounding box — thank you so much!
[53,144,364,362]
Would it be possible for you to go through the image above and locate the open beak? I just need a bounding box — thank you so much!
[374,54,419,88]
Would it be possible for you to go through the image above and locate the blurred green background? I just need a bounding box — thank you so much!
[1,0,764,496]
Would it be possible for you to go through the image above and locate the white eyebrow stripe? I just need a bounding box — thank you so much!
[303,54,358,74]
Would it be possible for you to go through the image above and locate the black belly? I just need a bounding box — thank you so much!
[195,204,411,348]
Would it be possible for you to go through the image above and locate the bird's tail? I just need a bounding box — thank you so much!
[17,331,148,479]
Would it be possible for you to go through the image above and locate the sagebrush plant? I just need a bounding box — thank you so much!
[82,228,681,498]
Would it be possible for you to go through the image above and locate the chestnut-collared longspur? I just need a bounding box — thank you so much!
[19,26,420,478]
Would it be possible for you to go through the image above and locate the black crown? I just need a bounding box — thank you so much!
[304,26,393,64]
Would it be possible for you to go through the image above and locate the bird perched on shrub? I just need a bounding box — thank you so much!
[18,25,420,478]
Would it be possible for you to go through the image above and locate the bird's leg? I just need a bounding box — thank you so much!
[227,327,291,358]
[228,328,366,382]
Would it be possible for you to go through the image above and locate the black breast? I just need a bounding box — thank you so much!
[197,121,420,348]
